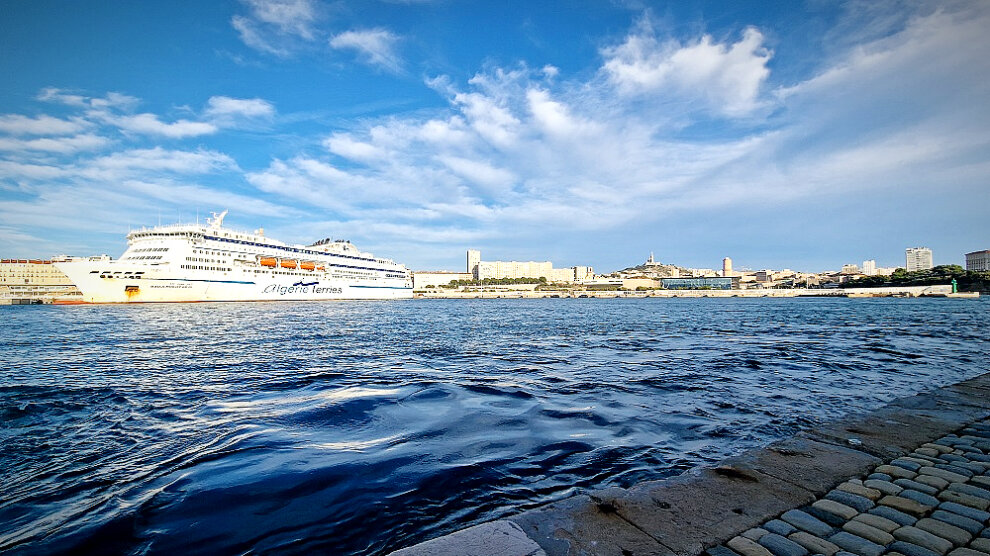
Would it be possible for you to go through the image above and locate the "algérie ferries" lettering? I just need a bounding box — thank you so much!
[263,284,343,295]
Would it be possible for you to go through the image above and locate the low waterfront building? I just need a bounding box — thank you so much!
[966,250,990,272]
[661,276,740,290]
[906,247,933,271]
[0,255,106,302]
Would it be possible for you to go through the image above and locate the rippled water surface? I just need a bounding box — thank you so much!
[2,298,988,554]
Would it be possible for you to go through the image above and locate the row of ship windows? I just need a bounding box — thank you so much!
[124,255,163,260]
[204,235,379,264]
[131,248,169,253]
[181,265,231,271]
[186,257,219,263]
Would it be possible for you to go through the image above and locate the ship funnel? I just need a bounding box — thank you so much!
[208,210,228,229]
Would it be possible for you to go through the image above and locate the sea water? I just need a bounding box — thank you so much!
[1,297,988,554]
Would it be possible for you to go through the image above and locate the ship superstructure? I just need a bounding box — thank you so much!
[56,211,413,303]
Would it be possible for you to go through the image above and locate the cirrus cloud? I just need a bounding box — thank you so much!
[329,28,403,73]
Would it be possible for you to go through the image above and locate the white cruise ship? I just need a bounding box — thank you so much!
[56,211,413,303]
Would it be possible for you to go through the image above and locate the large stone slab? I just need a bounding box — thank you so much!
[591,466,816,556]
[806,403,974,461]
[721,436,882,496]
[509,494,674,556]
[391,520,546,556]
[945,374,990,404]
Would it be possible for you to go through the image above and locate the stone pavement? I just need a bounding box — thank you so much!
[711,422,990,556]
[392,373,990,556]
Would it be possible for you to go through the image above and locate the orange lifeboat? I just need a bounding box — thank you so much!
[280,259,297,269]
[300,261,316,271]
[259,257,277,268]
[316,265,325,271]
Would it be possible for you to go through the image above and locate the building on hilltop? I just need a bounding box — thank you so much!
[966,250,990,272]
[465,250,593,282]
[905,247,933,271]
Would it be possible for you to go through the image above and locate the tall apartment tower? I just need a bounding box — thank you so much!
[905,247,933,272]
[466,249,481,278]
[722,257,733,277]
[862,260,877,276]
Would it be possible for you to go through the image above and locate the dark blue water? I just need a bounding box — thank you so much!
[1,298,988,554]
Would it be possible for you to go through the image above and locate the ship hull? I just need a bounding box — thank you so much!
[57,261,413,303]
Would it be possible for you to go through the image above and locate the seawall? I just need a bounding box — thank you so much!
[392,372,990,555]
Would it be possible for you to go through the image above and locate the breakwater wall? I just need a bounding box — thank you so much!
[392,372,990,555]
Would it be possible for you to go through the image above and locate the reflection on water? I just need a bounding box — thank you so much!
[1,298,988,554]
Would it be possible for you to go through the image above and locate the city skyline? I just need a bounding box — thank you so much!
[1,1,989,273]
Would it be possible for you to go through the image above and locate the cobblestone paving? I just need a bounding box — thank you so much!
[709,420,990,556]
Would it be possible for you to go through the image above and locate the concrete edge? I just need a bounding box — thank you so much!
[390,372,990,555]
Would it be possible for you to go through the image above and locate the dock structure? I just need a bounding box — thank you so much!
[392,373,990,556]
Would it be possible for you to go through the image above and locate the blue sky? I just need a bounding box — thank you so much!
[1,0,987,273]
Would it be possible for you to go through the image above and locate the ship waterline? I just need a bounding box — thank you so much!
[57,211,413,303]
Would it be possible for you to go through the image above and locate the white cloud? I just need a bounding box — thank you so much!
[329,28,403,73]
[324,134,386,162]
[86,147,237,176]
[109,113,218,138]
[232,15,292,57]
[601,24,772,117]
[436,155,515,191]
[120,179,287,217]
[232,0,319,57]
[0,134,110,154]
[0,115,88,136]
[0,160,67,181]
[37,89,141,111]
[204,96,275,119]
[36,88,88,107]
[242,0,317,39]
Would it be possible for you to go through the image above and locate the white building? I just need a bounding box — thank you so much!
[466,249,481,276]
[722,257,733,277]
[841,264,860,274]
[466,250,593,282]
[862,260,877,276]
[905,247,933,271]
[966,250,990,272]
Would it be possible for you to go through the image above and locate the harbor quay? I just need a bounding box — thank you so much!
[392,372,990,556]
[414,285,978,300]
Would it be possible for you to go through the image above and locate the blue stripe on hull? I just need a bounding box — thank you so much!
[147,278,257,284]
